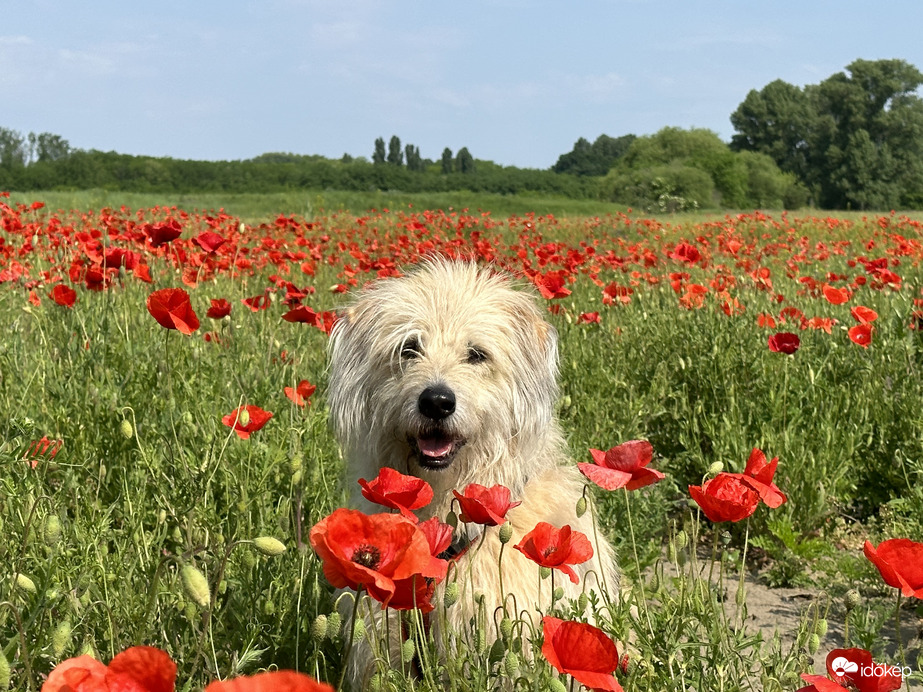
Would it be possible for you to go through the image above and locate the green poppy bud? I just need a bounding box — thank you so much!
[498,521,513,545]
[352,617,365,643]
[52,620,73,658]
[575,496,587,518]
[548,677,567,692]
[252,536,286,556]
[0,650,8,692]
[311,615,328,642]
[844,589,861,612]
[180,565,211,608]
[326,611,342,639]
[443,581,459,608]
[707,461,724,477]
[500,617,513,640]
[503,651,519,678]
[539,566,552,580]
[44,515,63,546]
[16,573,37,594]
[119,419,133,439]
[401,639,416,664]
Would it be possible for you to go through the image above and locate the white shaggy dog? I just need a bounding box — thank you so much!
[328,258,617,686]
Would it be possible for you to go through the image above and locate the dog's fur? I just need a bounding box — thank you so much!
[328,258,617,687]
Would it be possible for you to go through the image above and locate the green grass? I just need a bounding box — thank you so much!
[1,201,922,690]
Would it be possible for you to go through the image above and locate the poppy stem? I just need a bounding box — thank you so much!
[338,586,363,691]
[735,518,750,632]
[895,590,909,692]
[623,487,655,640]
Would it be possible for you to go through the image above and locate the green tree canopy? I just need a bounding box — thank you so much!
[552,134,636,176]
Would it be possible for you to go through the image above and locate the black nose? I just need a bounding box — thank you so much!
[418,385,456,420]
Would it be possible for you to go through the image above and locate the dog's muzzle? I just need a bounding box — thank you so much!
[411,385,465,469]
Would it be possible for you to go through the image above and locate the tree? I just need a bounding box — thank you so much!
[405,143,424,172]
[29,132,71,163]
[387,136,403,166]
[456,147,475,174]
[440,147,453,174]
[553,134,636,176]
[372,137,386,165]
[0,127,27,169]
[730,59,923,209]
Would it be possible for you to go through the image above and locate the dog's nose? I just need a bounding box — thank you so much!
[418,385,456,420]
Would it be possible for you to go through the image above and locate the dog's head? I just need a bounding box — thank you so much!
[328,258,559,496]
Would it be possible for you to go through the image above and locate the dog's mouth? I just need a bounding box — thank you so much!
[409,431,466,470]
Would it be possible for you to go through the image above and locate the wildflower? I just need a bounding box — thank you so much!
[541,617,624,692]
[453,484,521,526]
[206,298,232,319]
[49,284,77,308]
[848,323,873,348]
[732,448,787,508]
[284,380,317,407]
[863,538,923,598]
[358,467,434,520]
[688,474,760,523]
[822,284,851,305]
[850,306,878,324]
[204,670,335,692]
[146,288,199,335]
[767,331,800,354]
[514,523,593,584]
[192,231,227,254]
[222,405,272,440]
[578,440,664,491]
[42,646,176,692]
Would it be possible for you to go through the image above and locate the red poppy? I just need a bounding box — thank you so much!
[418,516,454,556]
[768,331,800,354]
[146,288,200,335]
[144,220,183,248]
[822,284,851,305]
[222,405,273,440]
[577,311,601,324]
[578,440,664,491]
[284,380,317,407]
[453,484,521,526]
[206,298,232,319]
[733,448,786,508]
[532,271,571,299]
[541,616,624,692]
[242,293,270,312]
[820,648,903,692]
[192,231,227,254]
[863,539,923,598]
[848,323,873,348]
[670,241,702,265]
[309,509,446,608]
[43,646,176,692]
[282,305,320,324]
[358,467,434,520]
[688,474,760,523]
[850,306,878,324]
[204,671,334,692]
[514,523,594,584]
[49,284,77,308]
[796,674,849,691]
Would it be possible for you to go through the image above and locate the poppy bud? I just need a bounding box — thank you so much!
[180,564,211,609]
[503,651,519,677]
[44,515,63,546]
[446,511,458,528]
[548,677,567,692]
[674,529,688,551]
[78,641,96,659]
[807,633,820,655]
[443,581,459,608]
[238,409,251,427]
[815,618,828,637]
[577,592,588,613]
[500,617,513,640]
[311,614,327,642]
[539,566,552,580]
[252,536,286,556]
[499,521,513,544]
[475,628,487,655]
[844,589,861,611]
[720,530,732,546]
[326,611,342,639]
[16,573,37,594]
[707,461,724,477]
[51,619,72,658]
[263,600,275,615]
[119,419,133,439]
[552,586,564,602]
[575,496,587,517]
[0,649,8,692]
[352,617,365,643]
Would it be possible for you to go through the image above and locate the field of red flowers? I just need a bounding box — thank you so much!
[2,192,922,691]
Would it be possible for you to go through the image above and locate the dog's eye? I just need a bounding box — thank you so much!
[466,346,488,364]
[401,337,422,360]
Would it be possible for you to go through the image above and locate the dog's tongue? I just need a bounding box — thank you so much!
[419,437,453,458]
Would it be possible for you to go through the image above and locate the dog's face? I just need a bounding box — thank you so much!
[328,260,559,497]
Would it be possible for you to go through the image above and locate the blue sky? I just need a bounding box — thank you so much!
[3,1,922,169]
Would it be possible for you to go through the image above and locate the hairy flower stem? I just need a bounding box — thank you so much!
[735,519,750,632]
[624,487,655,639]
[896,592,910,692]
[338,587,363,692]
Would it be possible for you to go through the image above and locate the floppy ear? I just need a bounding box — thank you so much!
[507,293,559,418]
[327,307,369,445]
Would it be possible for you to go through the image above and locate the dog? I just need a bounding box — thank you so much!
[327,258,617,687]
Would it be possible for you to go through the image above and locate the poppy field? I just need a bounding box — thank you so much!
[1,191,923,691]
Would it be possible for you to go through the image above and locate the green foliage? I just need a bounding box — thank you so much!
[552,134,636,176]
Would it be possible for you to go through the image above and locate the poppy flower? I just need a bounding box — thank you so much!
[204,670,335,692]
[43,645,176,692]
[206,298,232,319]
[309,508,446,608]
[284,380,317,407]
[796,674,850,691]
[192,231,227,254]
[418,516,454,556]
[453,484,521,526]
[514,523,594,584]
[577,311,601,324]
[768,331,800,354]
[282,305,320,324]
[222,405,273,440]
[146,288,200,335]
[848,323,873,348]
[863,538,923,598]
[670,241,702,265]
[49,284,77,308]
[143,220,183,248]
[822,284,851,305]
[688,474,760,523]
[733,448,786,508]
[850,306,878,324]
[541,616,624,692]
[578,440,664,491]
[242,293,270,312]
[532,271,571,300]
[358,467,434,520]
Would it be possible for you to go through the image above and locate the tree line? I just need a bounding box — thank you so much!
[2,59,921,210]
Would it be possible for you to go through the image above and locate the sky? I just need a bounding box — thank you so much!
[3,1,923,170]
